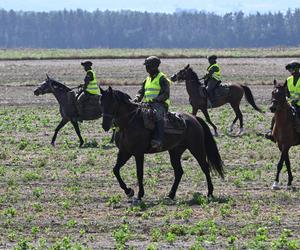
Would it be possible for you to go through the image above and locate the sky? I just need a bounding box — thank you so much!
[0,0,299,14]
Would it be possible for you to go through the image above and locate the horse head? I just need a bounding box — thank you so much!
[170,64,191,82]
[100,86,133,131]
[34,74,56,96]
[270,80,287,113]
[34,75,70,96]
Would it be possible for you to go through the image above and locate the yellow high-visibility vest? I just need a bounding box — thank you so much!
[143,72,171,107]
[86,70,100,95]
[207,63,221,81]
[287,75,300,106]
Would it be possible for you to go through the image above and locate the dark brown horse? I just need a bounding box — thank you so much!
[269,80,299,190]
[100,87,224,204]
[171,65,262,135]
[34,75,102,147]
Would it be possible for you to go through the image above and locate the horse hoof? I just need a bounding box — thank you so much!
[51,142,55,147]
[164,196,176,205]
[272,181,280,190]
[131,197,141,206]
[286,185,293,191]
[168,192,175,200]
[237,128,244,135]
[214,131,219,137]
[127,188,134,198]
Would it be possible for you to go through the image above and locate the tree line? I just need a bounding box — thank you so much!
[0,8,299,48]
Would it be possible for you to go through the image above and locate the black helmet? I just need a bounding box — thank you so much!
[81,61,93,67]
[285,61,300,70]
[144,56,161,67]
[208,55,217,61]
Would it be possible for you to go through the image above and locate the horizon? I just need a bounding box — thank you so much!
[0,0,299,14]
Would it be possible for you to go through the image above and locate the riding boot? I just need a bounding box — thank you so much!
[207,92,214,108]
[151,119,164,149]
[73,102,83,123]
[265,130,275,142]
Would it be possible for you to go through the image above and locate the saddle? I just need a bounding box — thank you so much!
[67,91,102,120]
[140,106,186,135]
[201,83,230,108]
[215,83,230,98]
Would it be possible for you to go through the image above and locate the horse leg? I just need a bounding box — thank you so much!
[113,151,134,197]
[70,120,84,147]
[134,154,145,202]
[273,149,286,190]
[200,108,218,136]
[230,103,243,134]
[189,147,214,197]
[192,106,198,116]
[168,148,185,199]
[51,119,68,147]
[284,150,293,189]
[110,128,115,143]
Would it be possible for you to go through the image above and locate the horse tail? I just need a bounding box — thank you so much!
[196,117,225,179]
[241,85,262,112]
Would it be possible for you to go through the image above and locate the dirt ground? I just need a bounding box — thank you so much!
[0,58,299,249]
[0,57,291,106]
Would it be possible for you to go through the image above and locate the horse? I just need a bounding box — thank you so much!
[269,80,299,190]
[34,75,102,147]
[171,64,262,135]
[100,87,225,203]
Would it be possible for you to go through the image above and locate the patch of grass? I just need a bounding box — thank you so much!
[0,102,299,249]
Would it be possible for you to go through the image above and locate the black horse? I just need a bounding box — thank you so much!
[34,75,102,147]
[100,87,224,203]
[171,65,262,135]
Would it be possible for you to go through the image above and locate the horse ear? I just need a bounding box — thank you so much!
[46,74,50,79]
[185,64,190,69]
[108,86,113,94]
[273,79,277,86]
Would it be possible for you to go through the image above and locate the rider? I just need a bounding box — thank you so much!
[203,55,221,107]
[76,61,100,120]
[133,56,171,149]
[266,61,300,140]
[286,61,300,130]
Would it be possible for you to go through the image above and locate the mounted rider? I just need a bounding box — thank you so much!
[76,60,100,120]
[134,56,171,149]
[266,61,300,140]
[285,61,300,129]
[203,55,221,107]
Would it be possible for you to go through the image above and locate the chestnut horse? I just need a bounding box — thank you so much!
[269,80,299,189]
[171,65,262,135]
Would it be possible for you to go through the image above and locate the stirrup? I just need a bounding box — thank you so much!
[151,139,162,149]
[265,131,275,142]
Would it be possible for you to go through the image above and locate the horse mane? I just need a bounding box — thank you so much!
[187,67,201,85]
[113,89,133,105]
[49,78,71,92]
